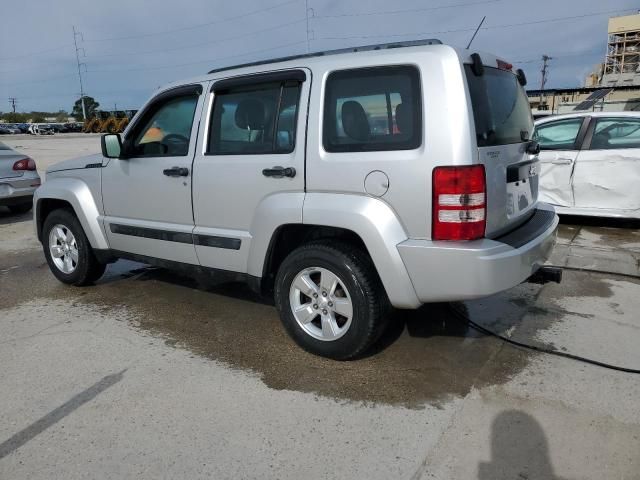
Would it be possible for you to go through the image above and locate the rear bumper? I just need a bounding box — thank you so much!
[0,173,40,206]
[397,204,559,303]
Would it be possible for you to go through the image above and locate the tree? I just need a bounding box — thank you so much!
[55,110,68,122]
[2,112,29,123]
[30,114,46,123]
[71,96,99,121]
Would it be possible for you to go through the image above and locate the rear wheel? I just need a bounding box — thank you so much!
[8,202,32,214]
[42,209,106,286]
[274,241,390,360]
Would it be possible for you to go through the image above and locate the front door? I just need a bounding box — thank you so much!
[102,84,207,264]
[536,116,587,208]
[191,70,310,273]
[573,116,640,213]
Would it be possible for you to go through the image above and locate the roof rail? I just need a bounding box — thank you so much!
[207,38,442,74]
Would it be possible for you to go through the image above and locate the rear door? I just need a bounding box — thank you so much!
[573,116,640,213]
[465,64,539,237]
[534,116,589,208]
[191,70,309,273]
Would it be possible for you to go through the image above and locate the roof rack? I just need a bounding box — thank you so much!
[207,38,442,74]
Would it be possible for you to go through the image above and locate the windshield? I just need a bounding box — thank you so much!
[465,65,533,147]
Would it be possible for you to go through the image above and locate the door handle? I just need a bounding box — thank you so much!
[163,166,189,177]
[551,158,573,165]
[262,166,296,178]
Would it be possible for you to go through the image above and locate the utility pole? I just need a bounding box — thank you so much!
[73,26,87,120]
[540,55,552,111]
[540,55,552,90]
[8,97,17,113]
[305,0,312,53]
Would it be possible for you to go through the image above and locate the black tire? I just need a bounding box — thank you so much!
[8,202,32,214]
[274,241,390,360]
[42,208,106,286]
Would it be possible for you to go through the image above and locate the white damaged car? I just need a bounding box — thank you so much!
[535,112,640,219]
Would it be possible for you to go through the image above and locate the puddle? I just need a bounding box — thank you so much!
[0,249,531,409]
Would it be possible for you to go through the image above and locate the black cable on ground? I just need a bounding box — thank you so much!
[545,264,640,281]
[449,304,640,374]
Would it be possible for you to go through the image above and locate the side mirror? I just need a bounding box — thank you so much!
[526,140,541,155]
[101,133,124,159]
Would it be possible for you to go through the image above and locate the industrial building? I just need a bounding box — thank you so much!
[529,13,640,114]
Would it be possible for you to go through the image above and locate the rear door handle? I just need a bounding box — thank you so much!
[262,166,296,178]
[163,166,189,177]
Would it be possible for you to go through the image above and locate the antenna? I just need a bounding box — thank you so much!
[466,16,486,50]
[73,26,88,120]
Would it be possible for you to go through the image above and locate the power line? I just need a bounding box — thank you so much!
[0,43,73,62]
[317,7,637,41]
[89,18,306,59]
[313,0,500,19]
[86,39,308,75]
[85,0,301,43]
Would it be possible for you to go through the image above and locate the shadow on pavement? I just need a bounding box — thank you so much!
[0,206,32,225]
[479,410,568,480]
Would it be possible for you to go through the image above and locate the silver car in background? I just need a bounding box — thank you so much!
[535,112,640,219]
[0,142,40,214]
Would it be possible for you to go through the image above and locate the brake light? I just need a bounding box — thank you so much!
[12,157,36,171]
[432,165,486,241]
[496,59,513,71]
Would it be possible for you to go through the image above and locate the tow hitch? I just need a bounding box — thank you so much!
[527,266,563,285]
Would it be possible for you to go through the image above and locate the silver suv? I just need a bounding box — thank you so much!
[34,40,558,359]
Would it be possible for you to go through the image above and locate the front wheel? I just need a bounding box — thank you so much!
[274,241,390,360]
[42,209,106,286]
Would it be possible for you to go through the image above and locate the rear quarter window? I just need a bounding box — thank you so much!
[323,66,422,152]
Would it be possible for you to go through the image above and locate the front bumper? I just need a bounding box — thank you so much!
[397,204,559,303]
[0,173,41,206]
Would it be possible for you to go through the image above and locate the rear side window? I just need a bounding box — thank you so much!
[323,66,422,152]
[208,82,301,155]
[590,117,640,150]
[465,66,533,147]
[534,118,584,150]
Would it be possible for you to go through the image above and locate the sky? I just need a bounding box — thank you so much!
[1,0,638,113]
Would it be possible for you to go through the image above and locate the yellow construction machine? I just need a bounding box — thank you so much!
[82,110,138,134]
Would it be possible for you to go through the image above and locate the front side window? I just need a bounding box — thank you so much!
[591,117,640,150]
[323,66,422,152]
[534,118,584,150]
[131,95,198,157]
[208,82,301,155]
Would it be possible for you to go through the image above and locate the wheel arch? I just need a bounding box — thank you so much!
[34,177,109,249]
[252,193,421,309]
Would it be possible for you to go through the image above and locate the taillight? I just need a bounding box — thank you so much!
[12,157,36,171]
[432,165,486,241]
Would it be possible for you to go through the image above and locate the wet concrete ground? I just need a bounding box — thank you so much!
[1,137,640,478]
[2,207,640,479]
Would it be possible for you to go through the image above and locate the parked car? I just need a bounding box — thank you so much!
[34,40,559,359]
[0,124,22,134]
[29,124,55,135]
[535,112,640,219]
[0,142,40,214]
[0,126,10,135]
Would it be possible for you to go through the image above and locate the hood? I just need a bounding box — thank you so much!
[47,154,105,174]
